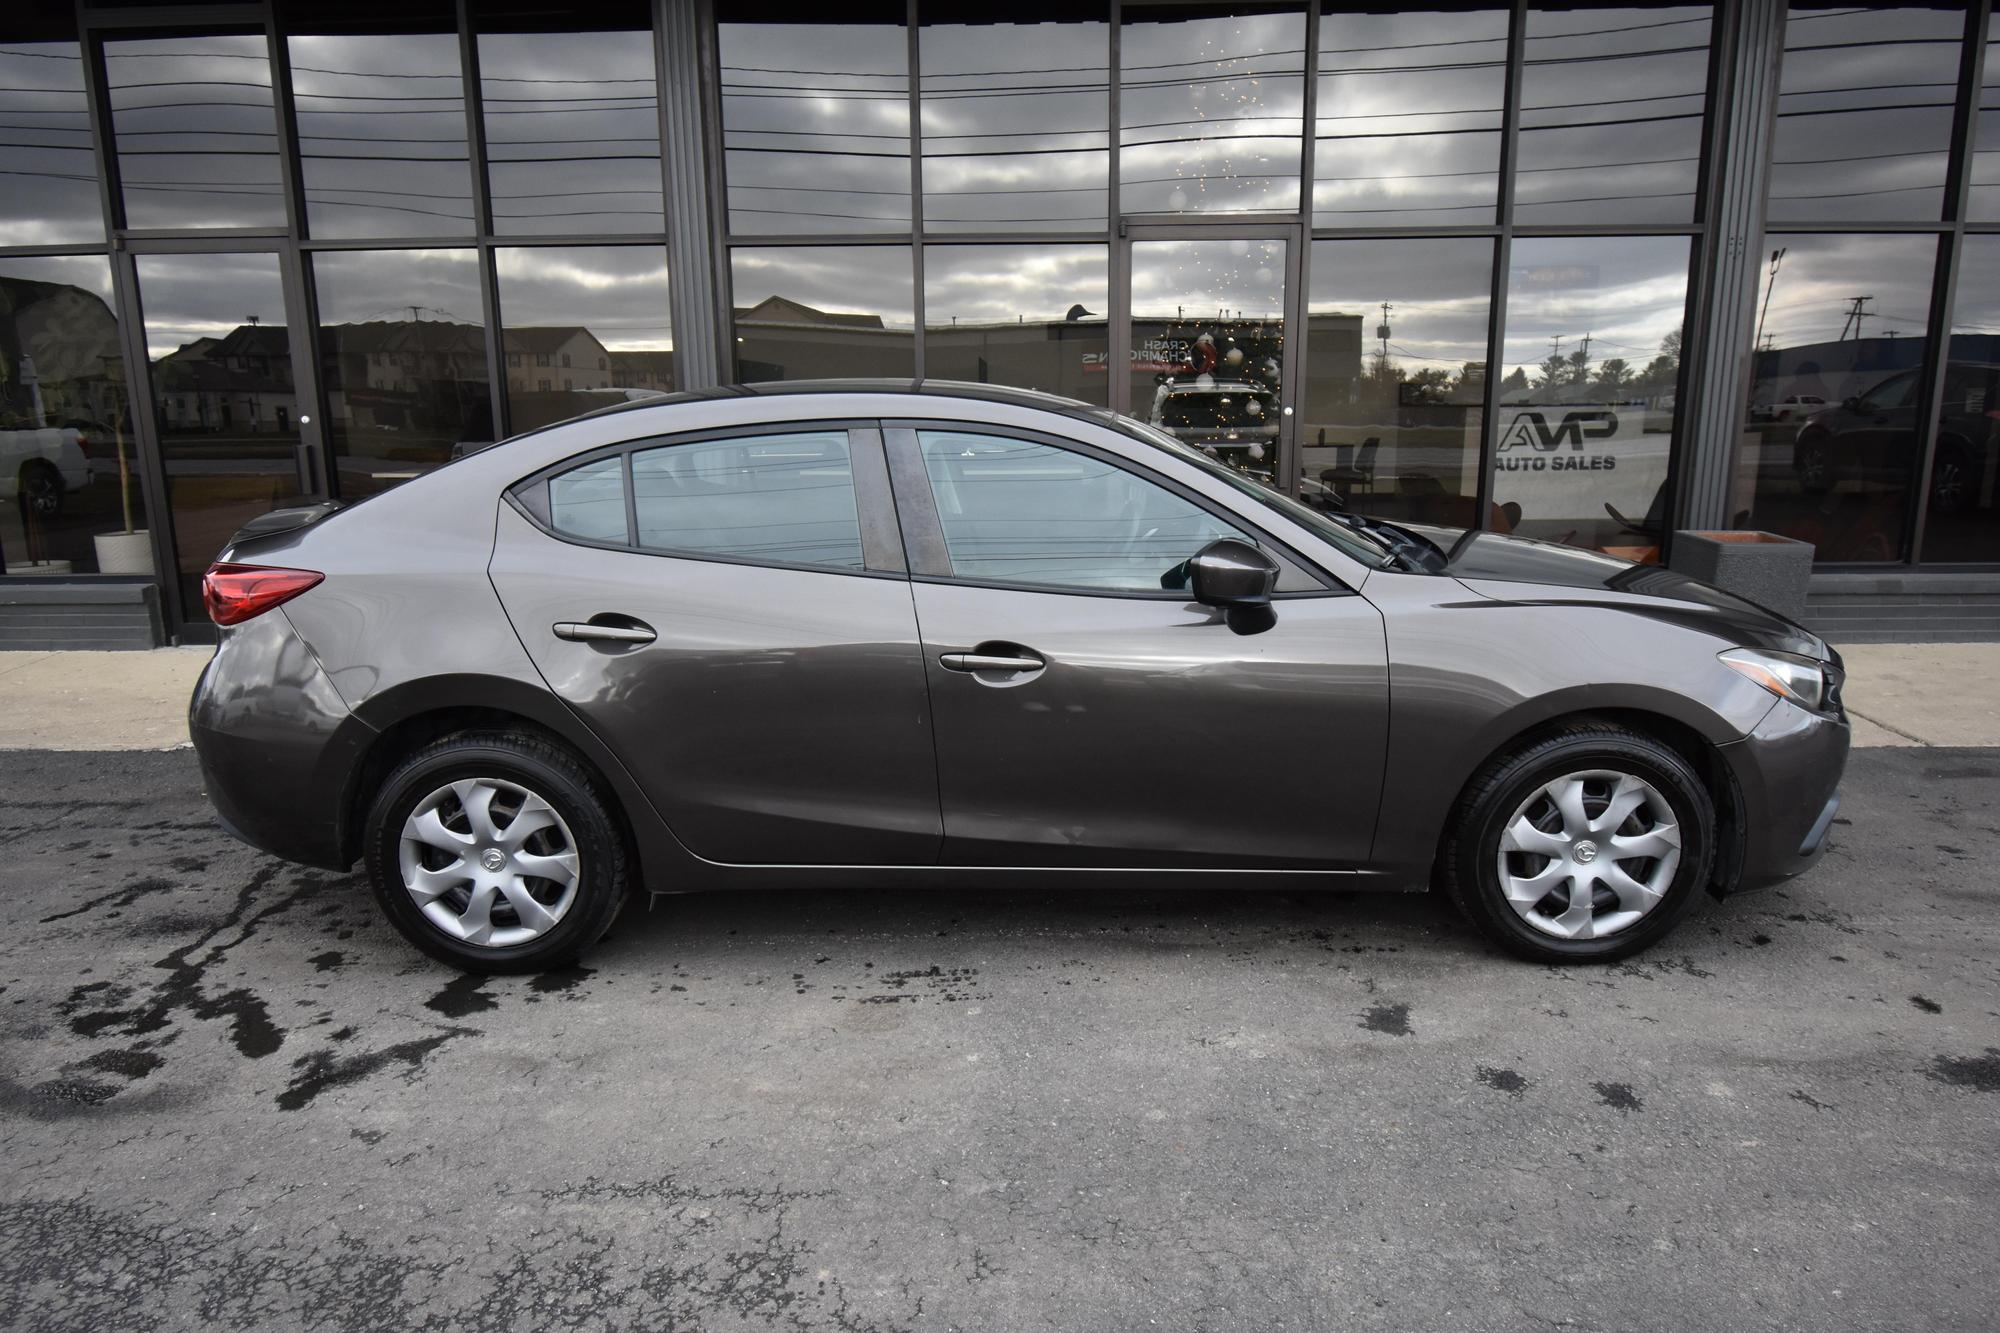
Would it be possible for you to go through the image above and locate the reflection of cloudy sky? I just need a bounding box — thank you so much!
[1755,234,1938,350]
[1514,6,1707,225]
[479,30,662,236]
[921,19,1108,233]
[106,35,286,230]
[924,245,1107,327]
[1770,5,1963,224]
[720,21,909,236]
[495,246,671,350]
[0,42,102,246]
[732,246,913,327]
[135,252,289,360]
[1498,236,1690,375]
[288,33,475,240]
[1132,239,1285,320]
[1314,10,1506,225]
[1311,237,1493,369]
[1121,10,1305,215]
[311,249,485,328]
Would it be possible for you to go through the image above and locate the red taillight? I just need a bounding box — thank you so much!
[74,434,90,457]
[201,563,324,626]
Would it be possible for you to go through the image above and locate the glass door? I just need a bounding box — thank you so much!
[1125,230,1297,491]
[133,250,324,625]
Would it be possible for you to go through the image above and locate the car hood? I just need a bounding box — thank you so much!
[1393,523,1827,658]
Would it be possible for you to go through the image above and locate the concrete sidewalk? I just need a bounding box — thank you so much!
[0,641,1994,751]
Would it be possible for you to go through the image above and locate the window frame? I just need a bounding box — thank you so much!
[506,418,907,578]
[879,418,1346,599]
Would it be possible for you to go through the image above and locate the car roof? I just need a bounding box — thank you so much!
[561,377,1115,431]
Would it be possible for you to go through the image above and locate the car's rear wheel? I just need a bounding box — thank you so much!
[1440,726,1715,963]
[363,730,629,972]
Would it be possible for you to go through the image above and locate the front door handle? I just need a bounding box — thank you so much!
[940,651,1045,673]
[554,620,657,645]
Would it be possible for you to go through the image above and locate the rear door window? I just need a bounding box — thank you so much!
[630,430,864,569]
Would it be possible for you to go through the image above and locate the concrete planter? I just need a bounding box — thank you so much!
[94,530,155,575]
[1670,529,1815,623]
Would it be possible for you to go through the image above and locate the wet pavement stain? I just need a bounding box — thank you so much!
[1360,1003,1412,1036]
[37,876,178,926]
[308,951,348,973]
[425,972,498,1018]
[1476,1065,1528,1096]
[77,1047,164,1081]
[1592,1081,1644,1113]
[529,964,595,995]
[275,1030,473,1111]
[1926,1048,2000,1092]
[1910,994,1943,1014]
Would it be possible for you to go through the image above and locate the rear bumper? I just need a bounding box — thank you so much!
[1716,698,1850,894]
[188,610,371,871]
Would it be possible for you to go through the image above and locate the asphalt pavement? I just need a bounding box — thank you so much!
[1,746,1996,1332]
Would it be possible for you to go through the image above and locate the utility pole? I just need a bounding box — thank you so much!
[1753,246,1786,359]
[1838,295,1874,341]
[1374,301,1393,377]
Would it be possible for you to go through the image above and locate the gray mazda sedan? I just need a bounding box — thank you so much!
[189,382,1848,972]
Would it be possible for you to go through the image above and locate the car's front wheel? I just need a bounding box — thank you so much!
[363,730,630,972]
[1440,726,1715,963]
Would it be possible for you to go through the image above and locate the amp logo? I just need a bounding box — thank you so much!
[1499,410,1619,451]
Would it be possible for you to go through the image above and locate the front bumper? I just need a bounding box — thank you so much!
[1715,696,1850,893]
[188,609,369,871]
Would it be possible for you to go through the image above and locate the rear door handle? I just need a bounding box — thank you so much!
[554,620,657,645]
[939,651,1045,673]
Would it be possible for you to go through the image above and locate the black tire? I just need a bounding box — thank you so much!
[1439,725,1715,964]
[1929,441,1969,517]
[363,730,630,973]
[1794,435,1832,493]
[19,461,63,518]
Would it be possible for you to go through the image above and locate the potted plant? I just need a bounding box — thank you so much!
[92,384,152,575]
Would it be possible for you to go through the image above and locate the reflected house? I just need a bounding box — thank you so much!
[319,319,490,441]
[153,325,297,435]
[734,295,910,382]
[610,351,675,393]
[928,305,1108,401]
[503,327,614,393]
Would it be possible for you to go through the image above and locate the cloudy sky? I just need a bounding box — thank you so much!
[0,42,102,247]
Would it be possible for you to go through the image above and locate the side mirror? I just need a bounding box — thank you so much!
[1184,538,1279,635]
[1842,396,1861,413]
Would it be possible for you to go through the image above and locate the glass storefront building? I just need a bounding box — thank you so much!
[3,0,1997,641]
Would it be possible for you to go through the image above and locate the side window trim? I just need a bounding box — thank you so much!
[506,419,907,579]
[879,419,1345,597]
[881,426,952,578]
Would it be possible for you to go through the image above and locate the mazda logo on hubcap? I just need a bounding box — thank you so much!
[1573,840,1599,864]
[481,848,506,872]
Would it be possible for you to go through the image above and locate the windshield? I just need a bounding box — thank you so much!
[1100,412,1400,568]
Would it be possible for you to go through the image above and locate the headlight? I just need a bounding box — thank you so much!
[1718,647,1828,711]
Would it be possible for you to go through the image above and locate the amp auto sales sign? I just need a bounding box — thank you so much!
[1491,403,1670,529]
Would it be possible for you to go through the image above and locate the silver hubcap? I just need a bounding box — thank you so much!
[398,778,581,948]
[1496,769,1682,941]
